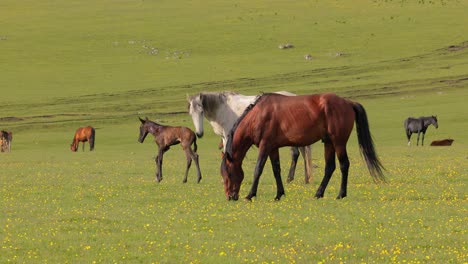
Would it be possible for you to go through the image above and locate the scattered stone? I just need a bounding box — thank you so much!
[279,43,294,49]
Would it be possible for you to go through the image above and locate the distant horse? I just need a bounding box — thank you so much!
[70,126,95,152]
[430,139,454,146]
[221,93,385,201]
[138,117,202,183]
[188,91,313,184]
[0,130,12,152]
[404,116,438,146]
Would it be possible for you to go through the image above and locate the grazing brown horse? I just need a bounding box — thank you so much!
[70,126,95,152]
[0,130,12,152]
[221,93,385,201]
[138,117,202,183]
[430,139,454,146]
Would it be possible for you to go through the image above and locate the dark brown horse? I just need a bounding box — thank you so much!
[430,139,454,146]
[138,117,202,183]
[70,126,95,152]
[221,93,385,201]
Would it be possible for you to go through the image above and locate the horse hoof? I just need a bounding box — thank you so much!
[244,197,252,202]
[286,178,293,183]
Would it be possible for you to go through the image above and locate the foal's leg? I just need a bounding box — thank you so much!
[191,149,202,183]
[155,147,167,182]
[245,149,269,201]
[315,142,336,199]
[183,148,192,183]
[286,147,300,183]
[335,145,350,199]
[269,148,285,201]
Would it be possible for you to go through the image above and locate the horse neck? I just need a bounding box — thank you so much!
[215,94,256,132]
[227,94,257,115]
[422,117,435,127]
[225,117,253,160]
[229,132,252,164]
[147,122,164,135]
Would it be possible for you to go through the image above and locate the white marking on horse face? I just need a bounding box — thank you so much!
[189,96,204,137]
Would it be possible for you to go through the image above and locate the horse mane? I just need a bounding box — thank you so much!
[203,92,238,114]
[224,93,269,159]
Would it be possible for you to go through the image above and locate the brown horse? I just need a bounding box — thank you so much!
[70,126,95,152]
[221,93,385,201]
[0,130,12,152]
[430,139,454,146]
[138,117,202,183]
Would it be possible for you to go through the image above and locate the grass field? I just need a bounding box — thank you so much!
[1,0,467,263]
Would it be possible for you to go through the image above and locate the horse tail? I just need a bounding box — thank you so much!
[352,102,386,182]
[89,127,95,151]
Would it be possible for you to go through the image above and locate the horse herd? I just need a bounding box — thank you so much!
[1,92,452,201]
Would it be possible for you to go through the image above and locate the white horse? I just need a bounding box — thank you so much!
[188,91,313,184]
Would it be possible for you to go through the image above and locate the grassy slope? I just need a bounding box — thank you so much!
[1,0,467,262]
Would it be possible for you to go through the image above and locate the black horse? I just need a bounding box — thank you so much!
[404,116,438,146]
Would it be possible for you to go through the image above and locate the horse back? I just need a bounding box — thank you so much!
[404,117,423,131]
[75,126,94,141]
[243,93,354,146]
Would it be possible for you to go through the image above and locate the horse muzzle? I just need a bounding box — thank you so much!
[196,131,204,138]
[228,193,239,201]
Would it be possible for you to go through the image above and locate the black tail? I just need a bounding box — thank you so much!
[89,128,95,151]
[353,103,385,182]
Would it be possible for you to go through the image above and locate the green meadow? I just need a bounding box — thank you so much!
[1,0,467,263]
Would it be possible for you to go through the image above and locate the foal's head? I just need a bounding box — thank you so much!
[187,94,204,138]
[220,152,244,201]
[138,117,151,143]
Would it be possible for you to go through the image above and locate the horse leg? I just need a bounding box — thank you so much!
[245,149,269,201]
[183,148,192,183]
[155,148,166,182]
[300,145,312,184]
[416,132,421,146]
[286,147,299,183]
[406,131,412,146]
[269,148,285,201]
[421,131,426,146]
[82,142,85,152]
[191,150,202,183]
[335,146,350,199]
[315,142,336,199]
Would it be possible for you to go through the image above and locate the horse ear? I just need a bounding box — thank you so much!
[139,117,145,123]
[145,117,149,121]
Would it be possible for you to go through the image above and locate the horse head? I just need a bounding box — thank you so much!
[70,143,77,152]
[432,115,439,128]
[138,117,149,143]
[188,94,204,138]
[220,152,243,201]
